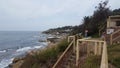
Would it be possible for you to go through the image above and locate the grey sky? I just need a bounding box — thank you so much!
[0,0,120,31]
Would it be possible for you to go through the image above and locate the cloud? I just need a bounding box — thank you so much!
[0,0,102,19]
[0,0,120,31]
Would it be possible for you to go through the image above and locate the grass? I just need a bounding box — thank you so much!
[82,43,120,68]
[20,38,69,68]
[81,55,101,68]
[108,43,120,68]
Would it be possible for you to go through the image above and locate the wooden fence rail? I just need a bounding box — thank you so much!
[53,36,108,68]
[52,36,75,68]
[110,29,120,45]
[76,39,108,68]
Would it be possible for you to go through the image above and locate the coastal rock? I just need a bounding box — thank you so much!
[13,57,22,63]
[9,57,24,68]
[11,60,24,68]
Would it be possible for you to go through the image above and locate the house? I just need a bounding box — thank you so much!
[105,15,120,44]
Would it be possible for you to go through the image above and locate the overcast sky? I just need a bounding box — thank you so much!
[0,0,120,31]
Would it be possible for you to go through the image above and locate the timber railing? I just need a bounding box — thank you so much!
[53,36,108,68]
[99,25,106,37]
[76,39,108,68]
[52,36,76,68]
[110,29,120,45]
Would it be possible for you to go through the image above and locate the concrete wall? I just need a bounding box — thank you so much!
[107,18,120,28]
[109,21,116,27]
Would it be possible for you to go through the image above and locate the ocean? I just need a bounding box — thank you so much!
[0,31,47,68]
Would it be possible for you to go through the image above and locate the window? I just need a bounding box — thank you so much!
[116,21,120,26]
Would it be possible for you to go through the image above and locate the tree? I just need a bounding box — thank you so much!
[81,0,111,35]
[112,8,120,15]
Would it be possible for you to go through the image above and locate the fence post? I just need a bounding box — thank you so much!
[76,40,79,67]
[94,42,97,55]
[100,42,108,68]
[87,41,90,56]
[98,42,102,55]
[110,34,113,45]
[73,36,76,53]
[68,36,70,42]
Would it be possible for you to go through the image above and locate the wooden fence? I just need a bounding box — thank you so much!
[53,36,108,68]
[76,39,108,68]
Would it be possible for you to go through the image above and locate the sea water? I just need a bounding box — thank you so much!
[0,31,47,68]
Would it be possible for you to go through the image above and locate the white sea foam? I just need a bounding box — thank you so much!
[42,42,47,45]
[0,50,6,53]
[0,45,45,68]
[16,47,32,52]
[34,46,42,49]
[0,58,14,68]
[16,45,44,53]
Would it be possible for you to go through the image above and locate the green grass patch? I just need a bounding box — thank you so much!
[82,55,101,68]
[108,44,120,68]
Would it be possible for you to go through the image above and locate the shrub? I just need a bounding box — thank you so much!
[56,39,69,52]
[33,47,58,63]
[20,38,69,68]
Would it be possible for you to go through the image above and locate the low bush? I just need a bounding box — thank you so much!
[20,38,69,68]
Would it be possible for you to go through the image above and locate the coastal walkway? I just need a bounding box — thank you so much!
[52,36,109,68]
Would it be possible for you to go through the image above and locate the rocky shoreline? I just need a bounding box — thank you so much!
[8,35,65,68]
[9,57,24,68]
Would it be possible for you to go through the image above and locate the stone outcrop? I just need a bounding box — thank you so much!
[9,57,24,68]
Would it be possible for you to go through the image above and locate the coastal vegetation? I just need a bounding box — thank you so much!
[108,43,120,68]
[43,26,73,35]
[12,39,69,68]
